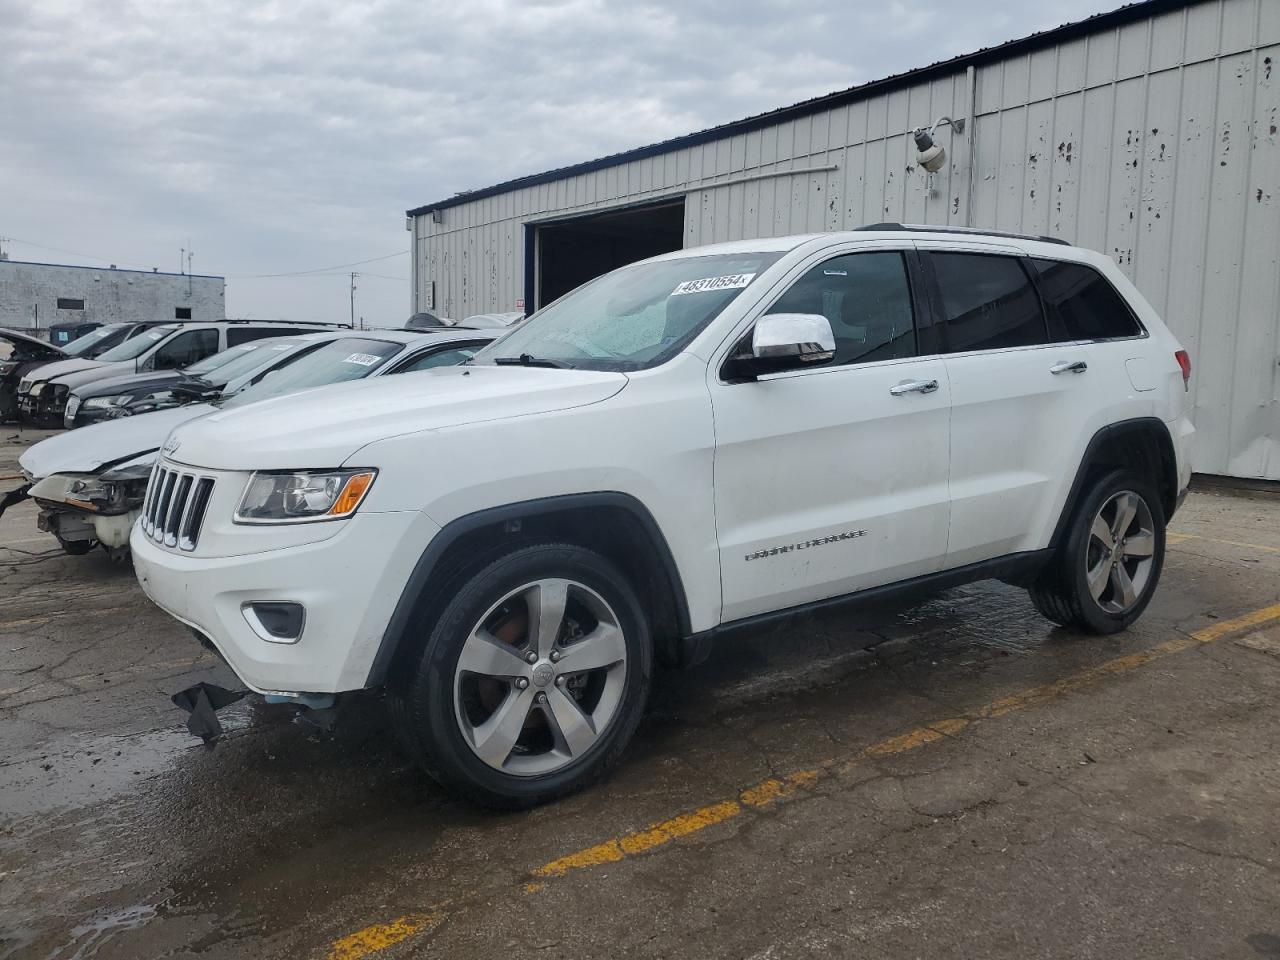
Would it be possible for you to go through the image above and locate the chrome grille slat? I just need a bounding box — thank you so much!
[143,461,216,551]
[151,471,176,540]
[164,475,192,547]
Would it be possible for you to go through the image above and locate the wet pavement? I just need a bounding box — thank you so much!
[2,423,1280,960]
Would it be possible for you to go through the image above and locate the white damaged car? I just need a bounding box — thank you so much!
[12,329,493,557]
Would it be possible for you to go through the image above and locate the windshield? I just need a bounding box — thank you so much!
[219,337,403,409]
[201,338,309,387]
[96,326,177,362]
[63,324,125,357]
[476,252,781,372]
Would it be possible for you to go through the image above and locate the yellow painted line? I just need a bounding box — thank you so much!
[1167,531,1280,554]
[327,601,1280,959]
[328,912,443,960]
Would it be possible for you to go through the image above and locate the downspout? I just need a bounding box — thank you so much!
[965,64,978,228]
[406,215,418,315]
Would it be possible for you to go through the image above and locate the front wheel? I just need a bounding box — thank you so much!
[1030,469,1166,634]
[388,542,652,808]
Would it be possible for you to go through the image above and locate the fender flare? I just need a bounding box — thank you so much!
[364,491,693,687]
[1048,416,1178,549]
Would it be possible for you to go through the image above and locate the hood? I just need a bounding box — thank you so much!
[23,358,105,384]
[167,365,629,470]
[74,370,184,400]
[45,360,137,391]
[1,329,66,358]
[18,404,213,479]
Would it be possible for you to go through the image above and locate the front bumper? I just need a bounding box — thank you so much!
[19,389,68,424]
[131,508,437,694]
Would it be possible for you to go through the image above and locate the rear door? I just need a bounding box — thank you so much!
[709,242,952,623]
[921,244,1098,566]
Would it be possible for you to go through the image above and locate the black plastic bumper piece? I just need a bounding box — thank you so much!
[171,682,247,746]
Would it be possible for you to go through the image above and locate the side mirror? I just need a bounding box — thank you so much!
[725,313,836,380]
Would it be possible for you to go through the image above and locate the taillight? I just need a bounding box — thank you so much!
[1174,350,1191,389]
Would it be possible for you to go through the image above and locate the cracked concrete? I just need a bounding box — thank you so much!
[2,422,1279,960]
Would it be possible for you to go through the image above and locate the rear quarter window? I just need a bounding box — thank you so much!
[1030,259,1144,340]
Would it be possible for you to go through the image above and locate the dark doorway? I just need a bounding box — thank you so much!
[531,199,684,310]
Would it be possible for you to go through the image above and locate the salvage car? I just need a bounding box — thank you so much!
[64,336,314,427]
[13,328,494,556]
[131,225,1194,808]
[1,329,66,422]
[17,320,332,425]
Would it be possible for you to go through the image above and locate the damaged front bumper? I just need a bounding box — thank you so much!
[26,461,154,552]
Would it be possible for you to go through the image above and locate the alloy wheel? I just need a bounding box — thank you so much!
[453,578,628,776]
[1085,490,1156,614]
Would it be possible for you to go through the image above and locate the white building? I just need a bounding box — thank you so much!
[0,260,225,331]
[406,0,1280,480]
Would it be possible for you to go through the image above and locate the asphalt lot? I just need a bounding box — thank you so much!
[2,423,1279,960]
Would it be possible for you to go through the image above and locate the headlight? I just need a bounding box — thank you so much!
[234,468,377,524]
[84,396,128,410]
[30,382,45,396]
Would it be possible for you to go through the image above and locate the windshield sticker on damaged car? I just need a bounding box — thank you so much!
[670,273,755,296]
[342,353,381,366]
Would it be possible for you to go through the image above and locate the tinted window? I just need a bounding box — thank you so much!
[227,326,302,347]
[57,298,85,310]
[1030,259,1142,340]
[767,252,915,365]
[930,253,1046,352]
[154,328,218,368]
[175,307,193,320]
[397,345,481,372]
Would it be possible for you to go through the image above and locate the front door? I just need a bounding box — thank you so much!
[710,245,951,623]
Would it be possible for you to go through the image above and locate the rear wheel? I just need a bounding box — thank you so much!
[1030,469,1165,634]
[388,542,652,808]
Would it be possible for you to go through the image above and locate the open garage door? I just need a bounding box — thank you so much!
[529,199,684,311]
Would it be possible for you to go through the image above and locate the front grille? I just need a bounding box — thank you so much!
[141,463,215,550]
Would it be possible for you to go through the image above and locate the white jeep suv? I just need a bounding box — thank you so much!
[132,225,1194,807]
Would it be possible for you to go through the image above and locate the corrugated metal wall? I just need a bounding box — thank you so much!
[414,0,1280,479]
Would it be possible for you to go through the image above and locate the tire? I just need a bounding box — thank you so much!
[388,542,652,809]
[1030,469,1166,634]
[57,537,95,556]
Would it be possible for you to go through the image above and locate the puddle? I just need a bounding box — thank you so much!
[44,905,156,960]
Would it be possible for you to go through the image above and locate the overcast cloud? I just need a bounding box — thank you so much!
[2,0,1112,325]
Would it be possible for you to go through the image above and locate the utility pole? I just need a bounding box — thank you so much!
[349,272,358,328]
[180,247,185,274]
[187,250,194,295]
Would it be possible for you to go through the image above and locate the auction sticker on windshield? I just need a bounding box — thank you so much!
[671,273,755,296]
[343,353,381,366]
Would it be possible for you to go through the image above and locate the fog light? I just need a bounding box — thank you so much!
[242,601,306,643]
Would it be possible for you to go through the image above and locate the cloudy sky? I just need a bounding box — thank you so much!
[2,0,1114,326]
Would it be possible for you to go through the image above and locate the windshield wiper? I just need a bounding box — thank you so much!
[492,354,574,369]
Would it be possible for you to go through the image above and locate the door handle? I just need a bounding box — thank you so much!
[1050,360,1088,375]
[889,378,940,396]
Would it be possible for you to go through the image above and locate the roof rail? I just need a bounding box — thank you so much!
[855,223,1070,245]
[220,318,346,326]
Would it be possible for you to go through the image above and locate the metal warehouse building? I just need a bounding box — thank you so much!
[0,259,225,331]
[407,0,1280,480]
